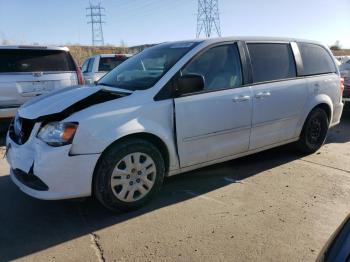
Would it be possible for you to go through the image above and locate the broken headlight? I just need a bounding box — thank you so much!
[37,122,78,146]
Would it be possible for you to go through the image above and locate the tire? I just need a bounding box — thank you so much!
[93,138,165,212]
[296,107,329,154]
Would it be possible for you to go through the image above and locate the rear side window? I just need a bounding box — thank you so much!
[298,43,336,76]
[247,43,296,83]
[0,49,75,73]
[98,56,128,72]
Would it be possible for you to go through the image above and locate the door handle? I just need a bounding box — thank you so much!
[232,95,250,102]
[255,92,271,99]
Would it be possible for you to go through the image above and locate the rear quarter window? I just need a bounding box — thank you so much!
[298,43,336,76]
[247,43,296,83]
[0,49,75,73]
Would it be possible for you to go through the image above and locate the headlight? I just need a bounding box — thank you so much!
[37,122,78,146]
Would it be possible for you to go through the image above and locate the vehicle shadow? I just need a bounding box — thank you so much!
[0,144,300,261]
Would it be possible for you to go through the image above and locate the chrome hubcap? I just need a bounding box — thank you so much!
[111,152,156,202]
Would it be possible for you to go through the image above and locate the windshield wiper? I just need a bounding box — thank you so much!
[98,83,133,94]
[98,82,114,87]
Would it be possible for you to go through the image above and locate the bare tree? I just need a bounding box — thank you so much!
[330,40,341,51]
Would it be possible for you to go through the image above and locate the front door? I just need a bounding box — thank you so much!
[174,43,253,167]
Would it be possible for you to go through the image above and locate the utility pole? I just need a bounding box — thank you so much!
[196,0,221,38]
[86,1,105,46]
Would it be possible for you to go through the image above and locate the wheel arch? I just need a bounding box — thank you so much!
[91,132,171,193]
[115,132,171,173]
[314,103,332,122]
[296,94,334,138]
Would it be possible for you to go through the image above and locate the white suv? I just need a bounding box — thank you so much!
[82,54,131,84]
[0,45,84,119]
[6,37,344,211]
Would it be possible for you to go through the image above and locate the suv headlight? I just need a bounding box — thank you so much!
[37,122,78,146]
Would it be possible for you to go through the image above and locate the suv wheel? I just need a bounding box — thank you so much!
[94,138,165,212]
[296,107,329,154]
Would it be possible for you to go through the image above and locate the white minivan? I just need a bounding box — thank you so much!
[6,37,344,211]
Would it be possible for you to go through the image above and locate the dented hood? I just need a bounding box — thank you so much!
[18,85,132,120]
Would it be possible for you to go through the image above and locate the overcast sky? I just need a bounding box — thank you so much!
[0,0,349,47]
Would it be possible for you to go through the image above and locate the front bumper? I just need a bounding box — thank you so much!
[6,131,100,200]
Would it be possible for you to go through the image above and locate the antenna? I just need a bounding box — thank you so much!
[86,1,105,46]
[196,0,221,38]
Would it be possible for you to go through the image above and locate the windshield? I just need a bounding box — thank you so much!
[98,42,200,91]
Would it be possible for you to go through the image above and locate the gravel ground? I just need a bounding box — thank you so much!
[0,111,349,262]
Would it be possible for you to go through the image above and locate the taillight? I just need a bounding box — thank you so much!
[76,66,85,85]
[340,77,345,96]
[70,54,85,85]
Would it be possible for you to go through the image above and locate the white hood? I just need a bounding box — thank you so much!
[18,85,131,120]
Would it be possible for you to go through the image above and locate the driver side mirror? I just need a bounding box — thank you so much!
[176,74,204,96]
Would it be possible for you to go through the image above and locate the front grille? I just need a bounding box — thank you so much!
[13,168,49,191]
[9,116,35,145]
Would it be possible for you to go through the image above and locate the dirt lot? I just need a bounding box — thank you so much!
[0,112,350,262]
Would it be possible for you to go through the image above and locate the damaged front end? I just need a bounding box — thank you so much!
[9,86,131,146]
[6,85,132,199]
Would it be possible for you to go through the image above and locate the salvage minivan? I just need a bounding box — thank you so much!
[6,37,344,211]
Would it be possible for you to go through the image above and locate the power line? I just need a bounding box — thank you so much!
[86,1,105,46]
[196,0,221,38]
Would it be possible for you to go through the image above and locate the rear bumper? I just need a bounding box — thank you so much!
[330,102,344,127]
[0,107,18,118]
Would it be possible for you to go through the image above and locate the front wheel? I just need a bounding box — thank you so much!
[296,108,329,154]
[93,138,165,212]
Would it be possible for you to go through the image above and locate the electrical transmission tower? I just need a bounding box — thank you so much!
[86,1,105,46]
[196,0,221,38]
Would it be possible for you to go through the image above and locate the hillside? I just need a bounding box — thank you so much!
[68,45,131,65]
[68,44,156,65]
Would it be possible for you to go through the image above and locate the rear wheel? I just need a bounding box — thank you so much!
[296,107,329,154]
[94,138,165,212]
